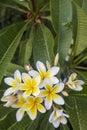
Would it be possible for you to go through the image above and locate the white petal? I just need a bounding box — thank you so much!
[63,113,69,118]
[53,95,64,105]
[27,106,37,120]
[75,80,85,85]
[45,98,52,110]
[73,86,83,91]
[69,73,77,81]
[4,88,14,96]
[28,70,39,77]
[53,119,60,128]
[60,116,67,124]
[38,82,44,88]
[49,111,55,123]
[55,83,64,93]
[14,70,21,83]
[16,109,24,122]
[44,79,53,86]
[22,73,31,84]
[49,77,59,84]
[56,109,63,117]
[4,102,11,107]
[47,67,60,76]
[4,78,16,86]
[36,61,46,73]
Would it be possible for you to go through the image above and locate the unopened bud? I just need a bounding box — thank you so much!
[54,53,59,66]
[62,91,69,96]
[46,60,51,69]
[24,64,33,71]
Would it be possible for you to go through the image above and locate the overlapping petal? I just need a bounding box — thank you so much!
[16,108,24,121]
[14,70,21,83]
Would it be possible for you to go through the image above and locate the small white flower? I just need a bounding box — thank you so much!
[19,73,41,98]
[40,80,64,110]
[1,95,17,107]
[23,96,46,120]
[29,61,59,88]
[66,73,84,91]
[49,109,69,128]
[4,70,22,96]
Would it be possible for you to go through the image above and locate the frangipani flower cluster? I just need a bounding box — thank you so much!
[1,59,84,128]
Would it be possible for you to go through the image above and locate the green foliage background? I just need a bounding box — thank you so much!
[0,0,87,130]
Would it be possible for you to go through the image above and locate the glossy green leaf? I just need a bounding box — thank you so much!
[65,96,87,130]
[50,0,72,65]
[32,24,54,65]
[8,115,32,130]
[0,110,16,130]
[0,104,12,121]
[82,0,87,13]
[50,0,72,32]
[55,26,72,65]
[25,113,41,130]
[60,124,70,130]
[0,0,26,13]
[0,22,28,82]
[39,111,55,130]
[18,39,32,66]
[7,63,25,74]
[74,3,87,55]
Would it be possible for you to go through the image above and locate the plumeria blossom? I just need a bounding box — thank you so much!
[19,73,41,98]
[23,96,46,120]
[1,58,85,128]
[40,81,64,110]
[1,95,17,107]
[29,61,59,88]
[4,70,21,96]
[66,73,84,91]
[49,109,69,128]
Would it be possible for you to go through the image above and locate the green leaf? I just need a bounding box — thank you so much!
[18,39,32,66]
[74,2,87,55]
[74,70,87,81]
[0,104,12,121]
[0,22,28,82]
[60,124,70,130]
[50,0,72,65]
[7,63,25,74]
[50,0,72,32]
[82,0,87,14]
[65,96,87,130]
[8,115,32,130]
[0,0,26,13]
[0,110,16,130]
[39,111,55,130]
[69,84,87,97]
[26,113,41,130]
[32,24,54,65]
[55,26,72,65]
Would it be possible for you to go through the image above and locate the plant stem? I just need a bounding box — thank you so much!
[75,66,87,70]
[31,0,36,12]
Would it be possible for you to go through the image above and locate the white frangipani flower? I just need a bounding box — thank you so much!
[29,61,59,88]
[19,73,41,98]
[66,73,84,91]
[49,109,69,128]
[1,95,17,107]
[4,70,21,96]
[40,81,64,110]
[23,96,46,120]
